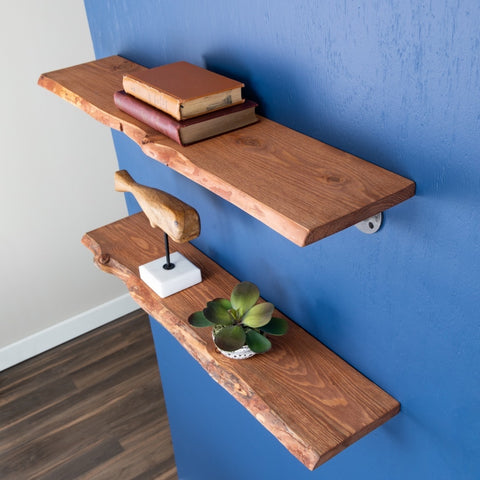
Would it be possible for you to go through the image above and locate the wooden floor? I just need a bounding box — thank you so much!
[0,309,178,480]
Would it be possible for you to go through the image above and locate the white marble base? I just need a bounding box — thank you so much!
[139,252,202,298]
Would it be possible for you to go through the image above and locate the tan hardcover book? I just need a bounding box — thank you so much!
[122,61,244,121]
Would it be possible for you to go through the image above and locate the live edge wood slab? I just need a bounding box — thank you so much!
[39,56,415,247]
[82,213,400,470]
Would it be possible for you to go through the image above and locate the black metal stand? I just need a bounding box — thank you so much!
[163,233,175,270]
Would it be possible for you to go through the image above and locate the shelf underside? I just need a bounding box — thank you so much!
[82,213,400,470]
[39,56,415,247]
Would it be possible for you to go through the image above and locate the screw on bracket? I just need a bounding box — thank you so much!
[355,212,383,234]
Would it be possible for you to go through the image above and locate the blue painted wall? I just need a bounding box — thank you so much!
[84,1,480,478]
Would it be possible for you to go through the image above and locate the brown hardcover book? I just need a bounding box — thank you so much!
[122,61,244,121]
[114,90,257,146]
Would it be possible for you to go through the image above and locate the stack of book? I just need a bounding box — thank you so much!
[114,61,258,146]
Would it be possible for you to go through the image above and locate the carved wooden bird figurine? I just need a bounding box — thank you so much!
[114,170,200,243]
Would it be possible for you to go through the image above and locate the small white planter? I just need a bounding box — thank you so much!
[212,332,256,360]
[216,343,257,360]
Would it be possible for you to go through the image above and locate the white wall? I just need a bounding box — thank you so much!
[0,1,135,367]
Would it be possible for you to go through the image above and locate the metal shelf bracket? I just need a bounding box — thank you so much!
[355,212,383,234]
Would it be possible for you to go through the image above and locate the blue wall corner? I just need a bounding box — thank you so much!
[85,2,480,478]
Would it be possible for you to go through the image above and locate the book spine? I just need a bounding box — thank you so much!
[113,91,183,145]
[122,76,182,120]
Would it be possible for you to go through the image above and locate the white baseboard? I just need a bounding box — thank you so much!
[0,294,139,372]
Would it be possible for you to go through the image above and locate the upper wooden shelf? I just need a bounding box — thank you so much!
[82,212,400,470]
[39,56,415,247]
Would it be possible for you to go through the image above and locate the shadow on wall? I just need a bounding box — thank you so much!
[203,49,316,130]
[202,49,418,186]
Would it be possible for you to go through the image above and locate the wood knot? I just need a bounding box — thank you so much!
[235,136,261,147]
[327,176,341,183]
[98,253,111,265]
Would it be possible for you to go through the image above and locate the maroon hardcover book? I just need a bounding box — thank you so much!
[114,90,258,146]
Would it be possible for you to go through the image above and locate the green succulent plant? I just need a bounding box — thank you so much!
[188,281,288,354]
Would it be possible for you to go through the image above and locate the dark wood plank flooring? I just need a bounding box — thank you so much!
[0,309,178,480]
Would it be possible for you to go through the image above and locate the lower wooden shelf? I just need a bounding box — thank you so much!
[82,212,400,470]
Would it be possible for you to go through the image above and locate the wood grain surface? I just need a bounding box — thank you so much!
[0,310,177,480]
[38,56,415,246]
[81,213,400,470]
